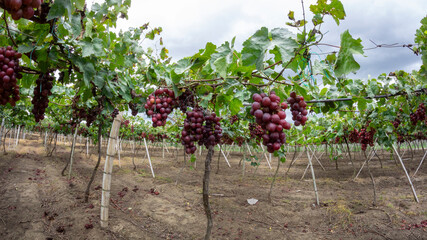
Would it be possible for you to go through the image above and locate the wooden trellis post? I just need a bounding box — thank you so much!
[100,113,123,228]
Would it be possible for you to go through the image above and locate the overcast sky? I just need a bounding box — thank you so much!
[111,0,426,79]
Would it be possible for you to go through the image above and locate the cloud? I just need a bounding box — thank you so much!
[317,0,426,77]
[108,0,426,77]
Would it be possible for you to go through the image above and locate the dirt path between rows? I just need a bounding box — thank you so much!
[1,137,426,239]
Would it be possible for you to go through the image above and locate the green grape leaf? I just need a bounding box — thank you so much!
[210,42,232,79]
[356,97,367,112]
[270,28,299,68]
[334,30,364,77]
[191,42,217,69]
[18,45,36,53]
[229,98,243,115]
[47,0,72,20]
[273,146,287,163]
[174,58,193,75]
[81,38,105,57]
[190,154,196,163]
[288,10,295,20]
[73,0,85,10]
[72,57,95,87]
[242,27,269,70]
[242,27,297,71]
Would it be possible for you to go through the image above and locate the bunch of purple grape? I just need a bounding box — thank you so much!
[0,46,22,106]
[287,92,308,126]
[181,107,205,154]
[410,103,425,125]
[144,88,177,127]
[200,112,222,148]
[250,91,290,153]
[3,0,41,20]
[32,73,54,122]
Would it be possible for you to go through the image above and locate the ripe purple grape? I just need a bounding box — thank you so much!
[3,0,38,20]
[22,6,34,19]
[262,97,271,107]
[254,109,263,119]
[253,93,262,102]
[266,122,277,132]
[290,92,296,98]
[271,114,280,124]
[262,113,271,122]
[31,0,41,8]
[278,111,286,119]
[252,101,261,110]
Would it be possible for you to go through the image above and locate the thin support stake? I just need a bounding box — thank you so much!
[259,144,272,169]
[307,145,325,171]
[306,146,319,205]
[245,142,253,155]
[162,139,165,159]
[68,127,79,180]
[392,144,419,203]
[412,150,427,178]
[226,142,234,158]
[0,117,5,146]
[354,149,376,180]
[15,125,20,146]
[218,144,231,167]
[300,163,310,180]
[143,138,155,178]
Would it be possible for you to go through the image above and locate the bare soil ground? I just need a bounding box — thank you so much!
[0,135,426,240]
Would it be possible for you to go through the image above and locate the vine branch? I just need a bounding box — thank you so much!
[305,88,427,104]
[3,10,17,47]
